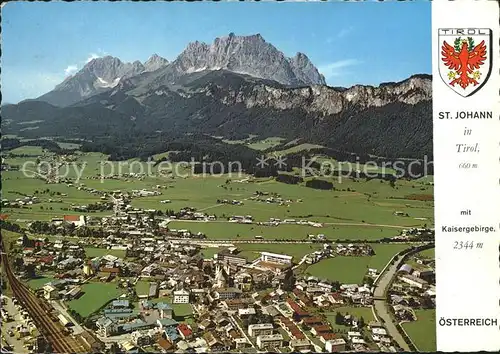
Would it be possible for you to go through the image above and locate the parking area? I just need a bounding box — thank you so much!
[1,295,35,353]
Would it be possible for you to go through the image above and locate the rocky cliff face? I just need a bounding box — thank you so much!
[192,72,431,116]
[171,33,326,86]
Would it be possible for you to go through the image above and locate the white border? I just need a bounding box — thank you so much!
[433,0,500,351]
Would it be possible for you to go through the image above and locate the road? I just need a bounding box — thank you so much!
[230,315,256,349]
[372,254,410,351]
[291,254,310,270]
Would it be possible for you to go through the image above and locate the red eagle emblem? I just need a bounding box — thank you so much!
[441,37,487,89]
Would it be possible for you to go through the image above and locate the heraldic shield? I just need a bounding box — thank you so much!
[438,28,492,97]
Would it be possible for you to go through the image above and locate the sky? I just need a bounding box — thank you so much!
[1,1,431,104]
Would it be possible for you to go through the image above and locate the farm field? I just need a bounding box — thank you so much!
[135,280,151,297]
[27,276,56,290]
[416,248,435,259]
[67,282,125,318]
[402,309,436,352]
[2,148,433,233]
[269,143,324,156]
[236,243,323,262]
[84,247,127,259]
[167,220,401,241]
[200,243,322,262]
[304,243,412,283]
[200,248,219,259]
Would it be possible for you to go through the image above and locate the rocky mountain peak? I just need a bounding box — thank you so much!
[288,52,325,86]
[80,56,144,83]
[173,33,325,86]
[144,54,170,72]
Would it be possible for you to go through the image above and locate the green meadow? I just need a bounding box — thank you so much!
[402,309,437,352]
[67,282,125,318]
[304,243,412,284]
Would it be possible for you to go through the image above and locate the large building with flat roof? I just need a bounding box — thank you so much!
[260,252,293,265]
[248,323,274,337]
[256,334,283,350]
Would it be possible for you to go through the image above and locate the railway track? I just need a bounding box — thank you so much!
[1,247,87,353]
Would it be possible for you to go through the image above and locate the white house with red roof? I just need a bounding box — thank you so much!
[63,215,86,227]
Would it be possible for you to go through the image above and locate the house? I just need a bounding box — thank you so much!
[83,264,94,276]
[43,284,59,300]
[112,299,130,309]
[214,287,242,300]
[325,338,347,352]
[149,282,159,298]
[156,302,173,319]
[58,257,80,270]
[130,331,153,347]
[248,323,274,337]
[256,334,283,350]
[311,325,331,336]
[121,341,138,353]
[96,317,116,337]
[289,338,311,351]
[399,274,429,289]
[302,317,323,327]
[198,319,214,331]
[121,319,152,333]
[223,298,254,311]
[238,308,256,317]
[318,282,333,292]
[63,215,86,227]
[234,337,249,349]
[156,318,178,330]
[157,338,174,353]
[413,268,435,281]
[100,267,120,275]
[320,333,338,342]
[215,250,247,266]
[173,289,190,304]
[177,324,193,340]
[203,331,225,351]
[63,286,81,300]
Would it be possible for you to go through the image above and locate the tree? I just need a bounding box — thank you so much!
[281,269,296,291]
[25,264,36,278]
[335,311,344,325]
[358,316,365,328]
[364,277,374,287]
[22,234,31,247]
[108,342,120,354]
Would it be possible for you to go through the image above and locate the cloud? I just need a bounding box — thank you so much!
[318,59,362,79]
[326,26,354,43]
[85,53,100,63]
[64,65,78,76]
[337,26,354,38]
[84,49,108,64]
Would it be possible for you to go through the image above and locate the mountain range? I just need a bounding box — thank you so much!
[34,33,325,108]
[2,33,432,160]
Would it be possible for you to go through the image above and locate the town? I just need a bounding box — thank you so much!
[2,202,435,353]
